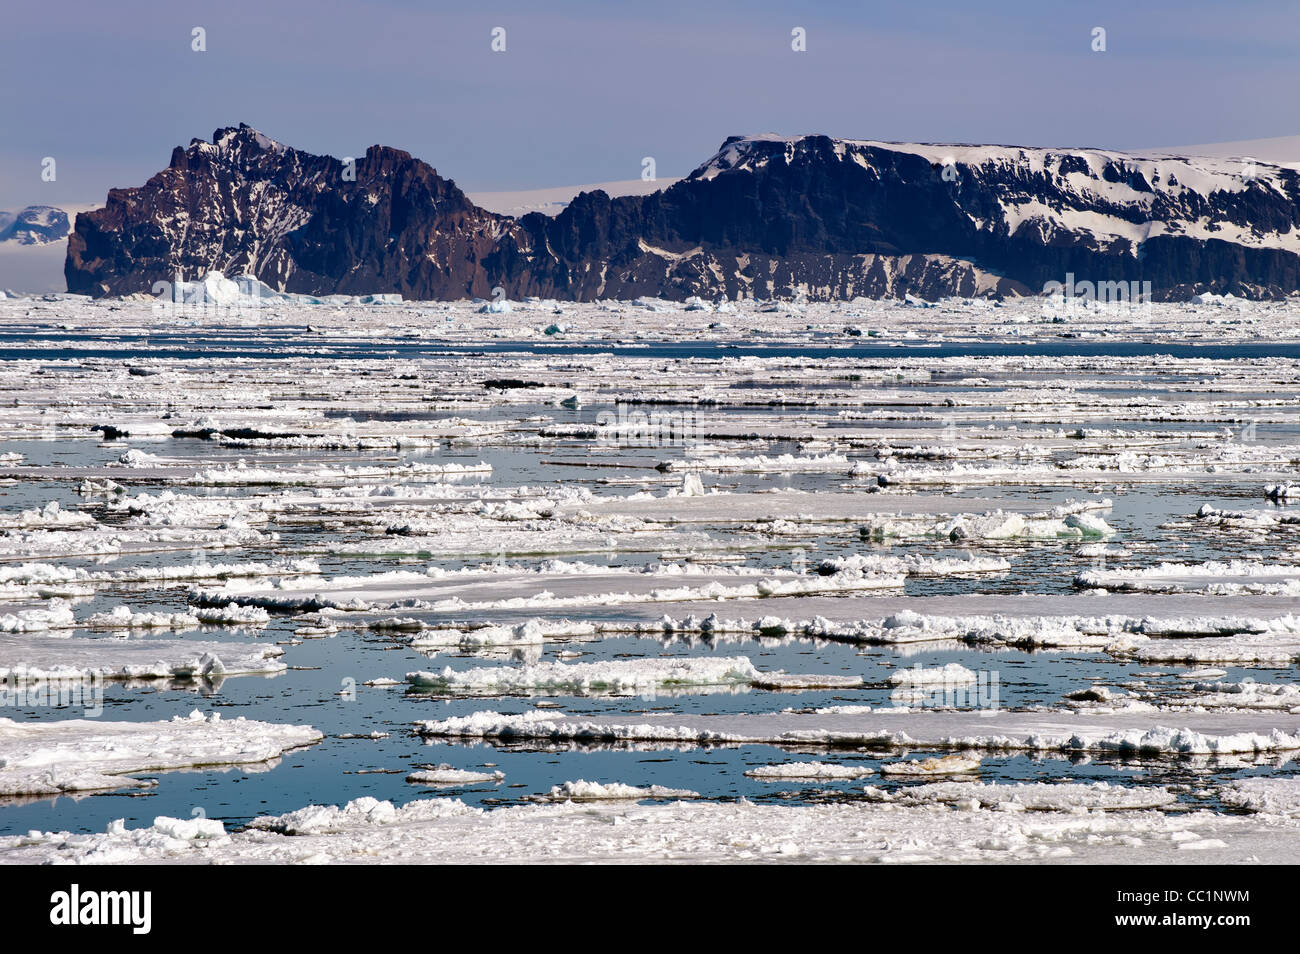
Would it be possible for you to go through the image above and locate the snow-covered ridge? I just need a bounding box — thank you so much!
[691,134,1276,199]
[688,134,1300,257]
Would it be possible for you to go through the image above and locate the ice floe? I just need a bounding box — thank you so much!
[417,707,1300,756]
[3,792,1293,864]
[744,761,874,780]
[0,710,321,795]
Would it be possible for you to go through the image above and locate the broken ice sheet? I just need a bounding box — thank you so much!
[0,636,285,683]
[0,710,321,796]
[404,655,860,697]
[5,294,1300,854]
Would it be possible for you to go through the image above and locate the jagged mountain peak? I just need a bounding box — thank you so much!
[203,124,287,154]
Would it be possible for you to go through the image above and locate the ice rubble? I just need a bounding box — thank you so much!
[661,453,853,474]
[0,557,319,586]
[1,598,270,633]
[9,295,1300,859]
[1264,483,1300,501]
[1165,680,1300,711]
[192,563,905,615]
[862,503,1115,542]
[624,607,1300,664]
[401,618,592,650]
[0,638,284,683]
[405,655,825,696]
[1220,777,1300,815]
[3,792,1293,864]
[84,606,201,629]
[0,501,94,530]
[0,524,272,559]
[178,460,492,486]
[0,710,321,795]
[864,780,1177,811]
[816,553,1010,576]
[416,707,1300,756]
[244,796,474,836]
[0,602,76,633]
[1076,558,1300,596]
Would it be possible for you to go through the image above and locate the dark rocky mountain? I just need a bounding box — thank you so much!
[1,206,70,246]
[66,126,1300,300]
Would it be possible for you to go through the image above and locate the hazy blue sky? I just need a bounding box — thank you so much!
[2,0,1297,209]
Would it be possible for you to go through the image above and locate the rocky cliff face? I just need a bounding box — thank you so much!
[66,126,508,299]
[66,126,1300,301]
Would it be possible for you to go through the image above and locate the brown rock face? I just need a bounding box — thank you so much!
[66,125,511,299]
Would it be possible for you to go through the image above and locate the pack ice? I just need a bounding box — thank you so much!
[2,290,1300,864]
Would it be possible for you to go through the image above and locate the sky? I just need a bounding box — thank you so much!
[2,0,1298,210]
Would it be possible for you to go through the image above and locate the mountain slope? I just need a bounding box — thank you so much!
[0,206,70,246]
[66,127,1300,301]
